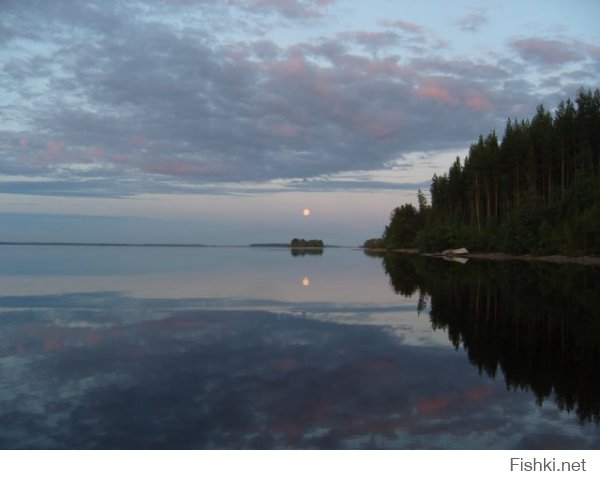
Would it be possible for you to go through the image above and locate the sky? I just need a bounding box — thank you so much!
[1,0,599,245]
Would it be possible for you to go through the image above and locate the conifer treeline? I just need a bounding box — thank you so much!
[365,88,600,255]
[290,238,324,248]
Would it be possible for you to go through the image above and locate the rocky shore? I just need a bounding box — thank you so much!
[363,248,600,267]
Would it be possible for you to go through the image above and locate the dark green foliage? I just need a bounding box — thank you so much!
[367,189,431,249]
[370,89,600,254]
[382,204,421,248]
[362,237,385,249]
[290,238,324,248]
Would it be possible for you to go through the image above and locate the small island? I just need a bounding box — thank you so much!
[290,238,324,256]
[290,238,324,248]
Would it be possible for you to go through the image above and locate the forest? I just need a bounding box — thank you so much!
[364,88,600,255]
[290,238,324,248]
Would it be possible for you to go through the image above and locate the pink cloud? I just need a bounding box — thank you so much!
[142,160,237,178]
[47,140,65,153]
[587,45,600,58]
[416,396,452,416]
[416,84,454,104]
[278,54,307,76]
[45,140,67,161]
[464,386,492,402]
[465,94,494,113]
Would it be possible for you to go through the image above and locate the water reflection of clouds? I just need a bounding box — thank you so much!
[1,300,599,449]
[0,292,445,347]
[308,310,450,347]
[1,247,599,449]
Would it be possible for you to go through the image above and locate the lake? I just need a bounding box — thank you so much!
[0,245,599,449]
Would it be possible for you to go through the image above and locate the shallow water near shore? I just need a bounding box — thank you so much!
[0,245,599,449]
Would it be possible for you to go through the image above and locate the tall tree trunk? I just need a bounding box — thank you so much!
[514,164,520,207]
[494,181,499,221]
[486,185,492,223]
[475,174,481,232]
[561,144,565,201]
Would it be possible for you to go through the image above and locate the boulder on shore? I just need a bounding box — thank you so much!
[441,247,469,256]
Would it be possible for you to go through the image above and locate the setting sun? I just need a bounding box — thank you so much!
[303,209,311,216]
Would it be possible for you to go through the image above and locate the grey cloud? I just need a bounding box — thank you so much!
[0,21,17,45]
[0,180,136,198]
[340,30,402,53]
[231,0,335,19]
[379,20,424,35]
[285,179,431,192]
[454,9,489,33]
[510,37,587,66]
[0,0,596,198]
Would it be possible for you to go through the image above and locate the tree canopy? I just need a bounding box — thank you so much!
[290,238,324,248]
[365,88,600,255]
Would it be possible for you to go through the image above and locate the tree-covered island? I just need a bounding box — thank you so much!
[365,88,600,256]
[290,238,324,248]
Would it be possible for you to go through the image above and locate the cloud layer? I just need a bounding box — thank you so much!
[1,0,598,196]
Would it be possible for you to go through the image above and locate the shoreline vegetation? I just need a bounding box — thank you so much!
[250,239,326,249]
[289,238,324,248]
[362,247,600,267]
[364,88,600,261]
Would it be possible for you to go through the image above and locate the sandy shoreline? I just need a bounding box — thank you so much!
[363,248,600,267]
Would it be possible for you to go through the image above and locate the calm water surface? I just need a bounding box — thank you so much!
[0,246,598,449]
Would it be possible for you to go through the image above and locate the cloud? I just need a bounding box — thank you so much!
[379,20,424,34]
[454,8,489,33]
[465,94,494,113]
[510,37,586,66]
[416,84,455,104]
[285,179,431,192]
[0,1,596,198]
[229,0,335,19]
[341,30,401,53]
[4,289,599,448]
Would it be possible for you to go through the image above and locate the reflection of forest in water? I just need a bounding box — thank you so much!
[367,252,600,424]
[290,248,323,257]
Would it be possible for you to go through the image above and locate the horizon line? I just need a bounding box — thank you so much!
[0,241,354,248]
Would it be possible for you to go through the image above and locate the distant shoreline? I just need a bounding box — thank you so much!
[0,242,210,247]
[251,244,343,248]
[3,243,596,266]
[362,248,600,267]
[0,242,346,248]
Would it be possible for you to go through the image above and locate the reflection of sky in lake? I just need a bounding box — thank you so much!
[0,246,444,347]
[0,246,598,449]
